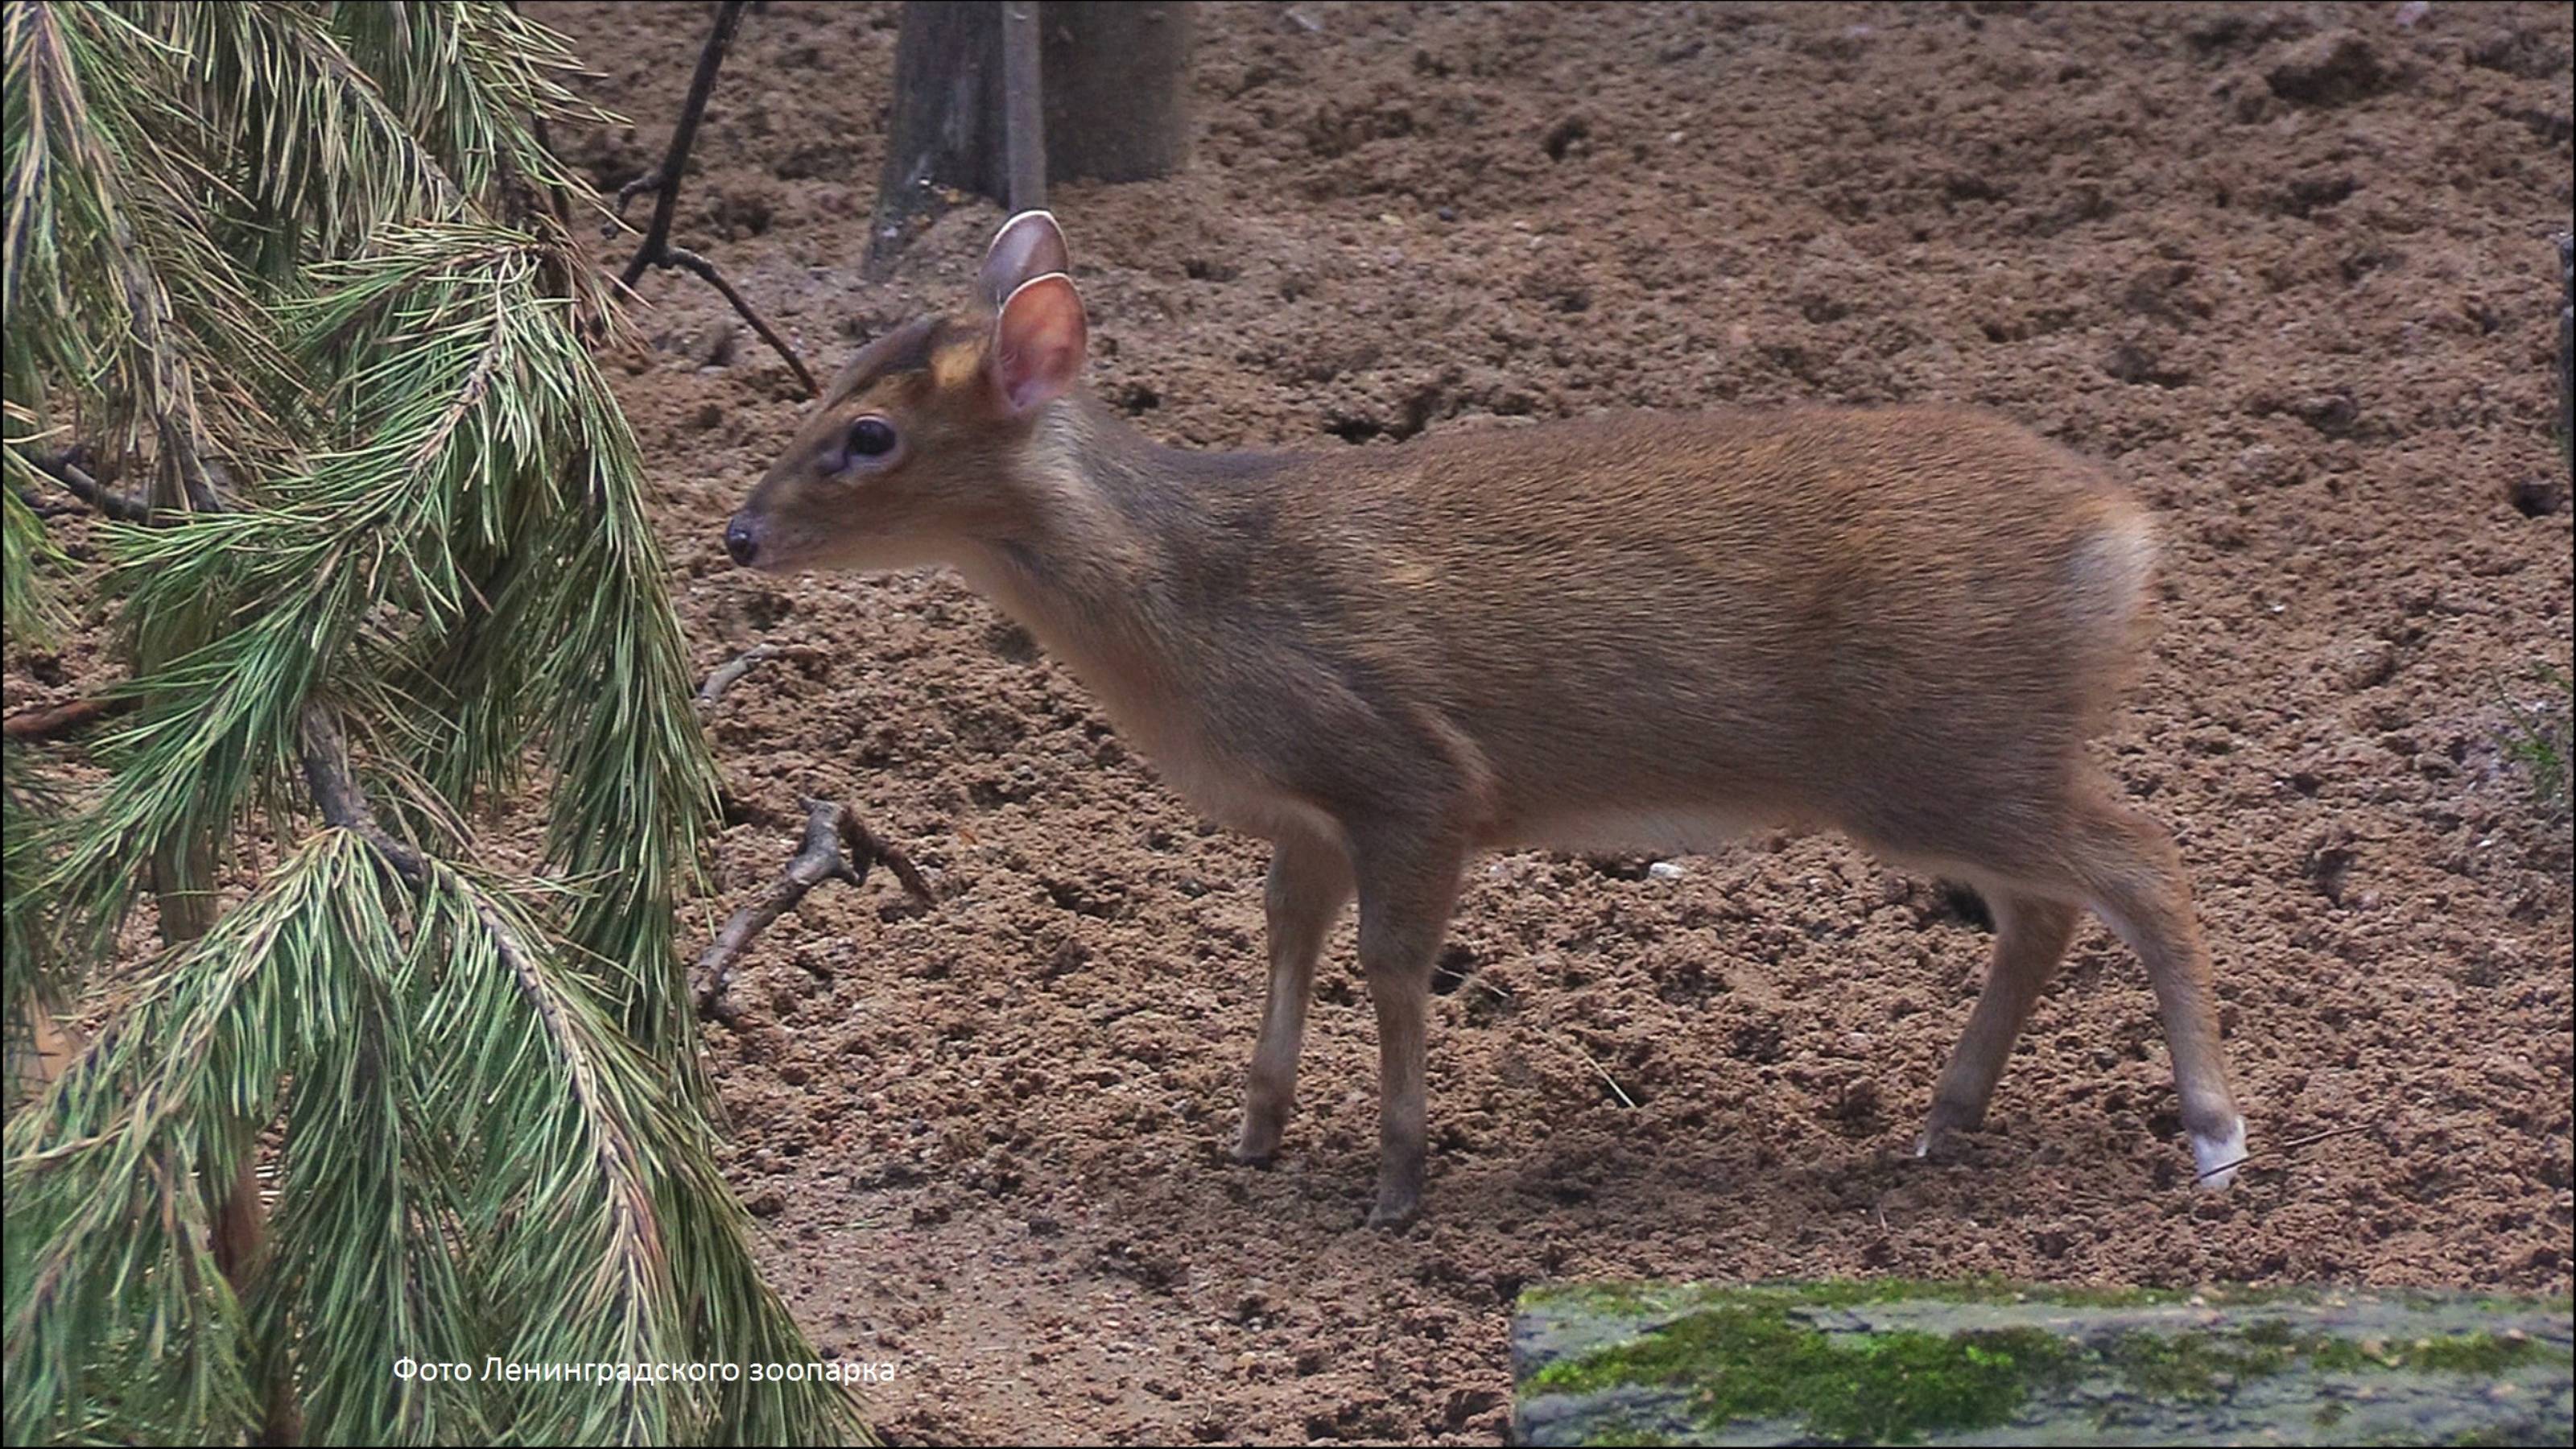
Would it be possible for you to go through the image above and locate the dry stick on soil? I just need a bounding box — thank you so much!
[1463,971,1640,1109]
[607,0,819,398]
[691,799,933,1020]
[693,642,822,712]
[2193,1121,2376,1185]
[694,644,780,711]
[1571,1038,1639,1110]
[28,448,154,522]
[2,696,134,741]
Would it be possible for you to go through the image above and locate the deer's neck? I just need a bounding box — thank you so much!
[955,394,1289,688]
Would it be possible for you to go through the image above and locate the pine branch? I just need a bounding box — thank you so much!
[5,6,863,1441]
[296,704,679,1443]
[8,2,230,513]
[2,753,70,1111]
[1,444,70,644]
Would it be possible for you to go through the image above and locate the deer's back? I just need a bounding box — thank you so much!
[1096,405,2153,847]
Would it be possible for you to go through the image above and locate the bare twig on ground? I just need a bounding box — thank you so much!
[691,799,933,1020]
[29,448,154,522]
[2193,1121,2376,1184]
[607,0,819,398]
[1569,1038,1638,1110]
[694,642,821,712]
[1460,971,1641,1110]
[2,696,134,741]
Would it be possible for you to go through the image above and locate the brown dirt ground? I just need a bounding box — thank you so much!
[244,0,2576,1441]
[527,1,2576,1442]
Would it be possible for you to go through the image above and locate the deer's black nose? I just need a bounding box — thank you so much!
[724,516,758,566]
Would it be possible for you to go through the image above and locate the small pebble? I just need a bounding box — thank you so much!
[1647,861,1686,881]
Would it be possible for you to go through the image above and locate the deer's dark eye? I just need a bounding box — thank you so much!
[844,416,898,464]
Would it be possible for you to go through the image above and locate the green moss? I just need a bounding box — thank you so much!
[1518,1275,2187,1319]
[2101,1327,2553,1400]
[1522,1282,1705,1320]
[2403,1331,2553,1376]
[1575,1416,1674,1447]
[2475,1294,2576,1317]
[1750,1275,2184,1309]
[2240,1317,2299,1348]
[2446,1423,2556,1448]
[1524,1286,2566,1446]
[2103,1329,2294,1400]
[1527,1304,2079,1444]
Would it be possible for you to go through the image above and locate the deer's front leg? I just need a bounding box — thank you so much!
[1349,829,1467,1229]
[1232,826,1352,1165]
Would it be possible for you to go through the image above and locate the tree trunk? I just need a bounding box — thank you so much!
[1041,2,1190,185]
[867,1,1188,274]
[871,0,1007,262]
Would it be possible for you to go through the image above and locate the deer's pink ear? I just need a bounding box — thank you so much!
[979,210,1070,308]
[989,274,1087,414]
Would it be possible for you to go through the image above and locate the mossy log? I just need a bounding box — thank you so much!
[1512,1280,2573,1446]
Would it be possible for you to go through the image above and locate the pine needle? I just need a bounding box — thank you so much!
[2,3,857,1442]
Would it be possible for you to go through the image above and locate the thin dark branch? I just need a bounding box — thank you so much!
[691,799,933,1020]
[606,0,818,398]
[609,173,662,227]
[662,248,820,397]
[296,705,426,883]
[617,0,745,291]
[2,696,136,741]
[104,235,220,515]
[2192,1121,2376,1184]
[30,448,155,523]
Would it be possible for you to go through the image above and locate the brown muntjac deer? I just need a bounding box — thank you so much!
[727,212,2246,1227]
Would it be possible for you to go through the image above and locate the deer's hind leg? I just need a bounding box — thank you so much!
[1916,890,2083,1157]
[1861,774,2245,1187]
[2058,790,2246,1187]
